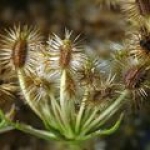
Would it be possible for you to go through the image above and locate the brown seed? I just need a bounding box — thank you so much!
[136,0,150,16]
[12,39,27,68]
[124,67,146,89]
[59,40,72,69]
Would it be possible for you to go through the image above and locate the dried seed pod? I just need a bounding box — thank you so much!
[22,69,59,103]
[47,29,86,72]
[126,27,150,59]
[124,67,147,89]
[12,39,28,68]
[85,74,119,111]
[0,25,43,74]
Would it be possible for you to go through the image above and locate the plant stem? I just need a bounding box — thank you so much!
[14,123,58,141]
[80,89,129,136]
[17,69,42,118]
[0,126,14,133]
[57,141,88,150]
[75,89,89,133]
[60,70,74,139]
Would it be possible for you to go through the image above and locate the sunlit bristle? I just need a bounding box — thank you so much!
[112,45,150,107]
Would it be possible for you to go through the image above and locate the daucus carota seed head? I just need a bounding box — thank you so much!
[47,29,85,72]
[0,27,129,142]
[22,69,59,102]
[88,74,117,106]
[0,25,43,74]
[123,60,150,98]
[126,27,150,59]
[77,58,101,87]
[12,39,27,68]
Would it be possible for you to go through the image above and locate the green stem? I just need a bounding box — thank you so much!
[81,108,98,131]
[75,89,89,133]
[49,94,67,133]
[80,89,129,136]
[0,126,14,134]
[60,70,74,139]
[82,113,124,141]
[14,122,59,141]
[67,144,84,150]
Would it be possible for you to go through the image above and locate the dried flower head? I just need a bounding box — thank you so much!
[87,74,118,107]
[0,25,43,74]
[119,57,150,108]
[22,69,58,103]
[0,28,127,142]
[112,42,150,107]
[126,27,150,59]
[47,29,85,72]
[77,58,101,88]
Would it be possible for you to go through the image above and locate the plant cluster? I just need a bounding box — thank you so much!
[0,0,150,147]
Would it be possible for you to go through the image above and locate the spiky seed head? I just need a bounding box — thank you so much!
[123,60,150,98]
[77,58,101,88]
[112,46,150,106]
[47,29,85,72]
[65,71,77,99]
[12,39,27,68]
[0,25,43,74]
[88,74,118,105]
[124,67,147,89]
[22,69,58,102]
[126,28,150,59]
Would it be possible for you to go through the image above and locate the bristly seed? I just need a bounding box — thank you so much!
[12,39,27,68]
[124,67,147,89]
